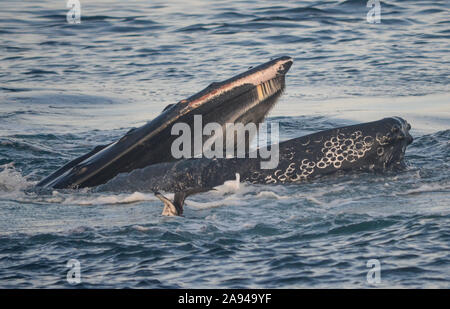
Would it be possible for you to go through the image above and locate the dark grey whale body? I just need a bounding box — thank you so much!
[97,117,413,216]
[37,56,293,189]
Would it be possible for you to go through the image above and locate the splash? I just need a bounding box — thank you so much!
[213,173,241,194]
[0,163,34,193]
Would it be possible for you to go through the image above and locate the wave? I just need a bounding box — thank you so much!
[399,183,450,195]
[0,137,60,155]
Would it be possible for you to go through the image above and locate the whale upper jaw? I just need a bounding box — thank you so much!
[37,56,294,189]
[182,56,293,111]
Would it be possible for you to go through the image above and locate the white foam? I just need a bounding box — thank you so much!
[186,178,293,211]
[0,163,34,194]
[186,195,247,210]
[254,190,289,199]
[61,191,158,206]
[67,226,90,234]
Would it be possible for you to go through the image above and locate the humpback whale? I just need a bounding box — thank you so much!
[37,56,293,189]
[36,56,414,218]
[97,117,413,216]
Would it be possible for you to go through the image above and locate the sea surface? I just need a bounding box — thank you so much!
[0,0,449,288]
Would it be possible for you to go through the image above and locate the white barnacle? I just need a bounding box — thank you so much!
[376,133,389,145]
[285,163,296,174]
[355,142,364,150]
[377,147,384,156]
[364,136,374,146]
[313,135,323,143]
[286,151,294,160]
[250,171,260,180]
[317,161,327,169]
[347,155,357,163]
[265,176,277,184]
[290,174,301,182]
[344,138,354,146]
[278,174,287,182]
[340,144,348,151]
[285,167,294,175]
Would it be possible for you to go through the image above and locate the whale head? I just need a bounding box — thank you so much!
[307,117,413,175]
[336,117,413,171]
[371,117,413,170]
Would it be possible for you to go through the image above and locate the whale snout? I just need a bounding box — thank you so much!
[391,117,413,145]
[405,132,413,145]
[404,122,413,145]
[277,56,293,75]
[380,117,413,169]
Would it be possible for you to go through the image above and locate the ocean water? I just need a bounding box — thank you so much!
[0,0,449,288]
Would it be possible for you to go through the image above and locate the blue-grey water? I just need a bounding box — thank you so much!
[0,0,449,288]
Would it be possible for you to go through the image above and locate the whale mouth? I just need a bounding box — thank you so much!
[392,117,413,145]
[192,57,293,131]
[37,56,293,189]
[383,117,413,169]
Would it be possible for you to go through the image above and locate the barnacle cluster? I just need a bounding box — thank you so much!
[316,131,374,170]
[261,130,378,184]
